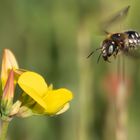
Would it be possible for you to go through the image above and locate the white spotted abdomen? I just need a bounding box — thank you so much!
[125,30,140,48]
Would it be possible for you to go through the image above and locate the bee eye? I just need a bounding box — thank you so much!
[108,45,114,54]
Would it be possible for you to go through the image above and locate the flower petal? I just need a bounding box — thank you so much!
[43,88,73,115]
[18,72,48,109]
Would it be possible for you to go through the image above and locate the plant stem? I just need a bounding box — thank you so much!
[116,55,127,140]
[0,121,10,140]
[77,21,93,140]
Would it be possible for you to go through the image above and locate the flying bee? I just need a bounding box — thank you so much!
[87,5,140,62]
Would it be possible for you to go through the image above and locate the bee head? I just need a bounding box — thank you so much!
[87,39,117,63]
[102,40,117,62]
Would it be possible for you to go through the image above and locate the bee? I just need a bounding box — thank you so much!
[87,6,140,62]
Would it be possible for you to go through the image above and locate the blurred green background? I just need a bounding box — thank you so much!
[1,0,140,140]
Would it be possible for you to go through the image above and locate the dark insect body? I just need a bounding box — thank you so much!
[87,30,140,62]
[100,30,140,62]
[87,5,140,62]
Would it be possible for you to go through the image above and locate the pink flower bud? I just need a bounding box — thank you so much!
[1,70,15,116]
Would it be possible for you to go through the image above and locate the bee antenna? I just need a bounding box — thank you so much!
[97,52,102,63]
[87,48,101,58]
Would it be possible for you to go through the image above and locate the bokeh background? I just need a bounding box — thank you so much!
[0,0,140,140]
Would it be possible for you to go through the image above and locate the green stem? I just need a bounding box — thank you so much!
[0,121,10,140]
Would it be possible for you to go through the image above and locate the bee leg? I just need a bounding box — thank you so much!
[113,49,119,59]
[113,54,116,59]
[106,58,111,63]
[123,47,129,55]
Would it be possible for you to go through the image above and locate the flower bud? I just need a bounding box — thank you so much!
[16,106,34,118]
[1,49,18,89]
[1,70,15,117]
[10,100,22,116]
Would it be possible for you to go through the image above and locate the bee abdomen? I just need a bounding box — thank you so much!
[125,31,140,47]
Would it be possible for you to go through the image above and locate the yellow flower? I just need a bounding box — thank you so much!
[17,71,73,115]
[0,49,73,119]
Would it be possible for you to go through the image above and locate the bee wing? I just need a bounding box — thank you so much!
[124,47,140,59]
[101,5,130,33]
